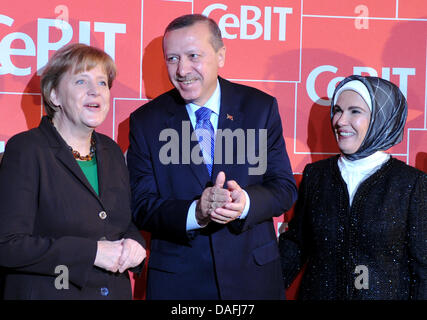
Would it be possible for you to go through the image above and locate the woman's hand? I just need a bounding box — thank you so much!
[118,238,146,273]
[94,238,146,273]
[94,239,124,272]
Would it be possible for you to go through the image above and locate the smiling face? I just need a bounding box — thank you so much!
[163,21,225,106]
[50,64,110,135]
[332,90,371,155]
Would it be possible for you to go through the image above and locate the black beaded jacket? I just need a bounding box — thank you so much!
[279,155,427,300]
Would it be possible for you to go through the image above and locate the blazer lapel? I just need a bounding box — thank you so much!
[212,78,244,179]
[165,94,211,189]
[55,148,100,200]
[39,117,102,201]
[93,133,110,201]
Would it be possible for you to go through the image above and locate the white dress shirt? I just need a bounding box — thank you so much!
[337,151,390,206]
[186,80,250,230]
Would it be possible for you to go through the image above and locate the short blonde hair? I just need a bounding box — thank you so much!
[40,43,116,117]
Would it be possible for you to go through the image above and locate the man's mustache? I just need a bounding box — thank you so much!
[175,75,200,82]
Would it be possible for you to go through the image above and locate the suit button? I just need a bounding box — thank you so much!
[100,287,109,296]
[99,211,107,220]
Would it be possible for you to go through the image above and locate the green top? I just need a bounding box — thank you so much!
[77,155,99,195]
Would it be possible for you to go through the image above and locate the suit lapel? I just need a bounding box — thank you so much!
[212,78,244,179]
[55,147,100,200]
[164,79,244,187]
[93,133,110,201]
[165,96,210,189]
[39,117,102,202]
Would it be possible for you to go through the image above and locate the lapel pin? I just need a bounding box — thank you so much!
[226,114,234,121]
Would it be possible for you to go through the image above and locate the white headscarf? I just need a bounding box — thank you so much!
[331,75,408,161]
[333,80,372,111]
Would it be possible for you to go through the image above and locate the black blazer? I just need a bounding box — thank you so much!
[279,156,427,300]
[0,117,145,299]
[127,77,297,299]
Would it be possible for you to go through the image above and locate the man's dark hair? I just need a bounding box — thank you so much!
[164,14,224,51]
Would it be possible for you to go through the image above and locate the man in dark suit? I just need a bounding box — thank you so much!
[127,14,297,299]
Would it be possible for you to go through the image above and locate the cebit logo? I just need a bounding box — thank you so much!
[0,13,126,76]
[306,65,416,106]
[202,4,293,41]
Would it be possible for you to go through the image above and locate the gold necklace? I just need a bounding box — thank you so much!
[69,137,96,161]
[49,117,96,161]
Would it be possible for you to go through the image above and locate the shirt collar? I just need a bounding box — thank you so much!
[338,151,390,172]
[186,79,221,116]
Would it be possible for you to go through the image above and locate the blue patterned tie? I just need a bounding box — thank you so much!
[195,107,215,176]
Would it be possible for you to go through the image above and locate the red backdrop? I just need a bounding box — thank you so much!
[1,0,426,299]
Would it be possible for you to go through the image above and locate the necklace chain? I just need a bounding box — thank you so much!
[69,137,96,161]
[49,117,96,161]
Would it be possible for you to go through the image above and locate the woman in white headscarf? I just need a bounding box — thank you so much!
[279,75,427,300]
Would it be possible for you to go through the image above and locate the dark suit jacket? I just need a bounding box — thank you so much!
[0,117,145,299]
[127,77,297,299]
[279,156,427,300]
